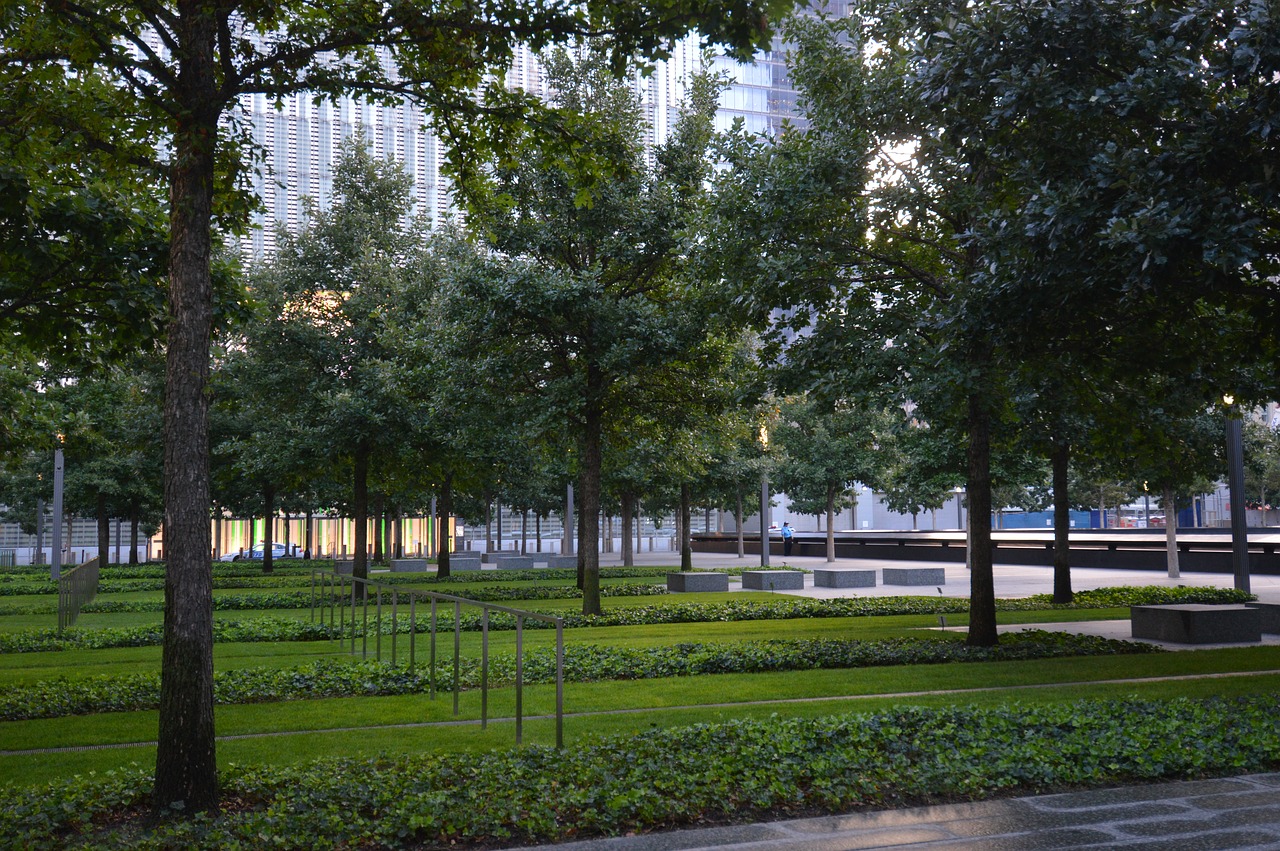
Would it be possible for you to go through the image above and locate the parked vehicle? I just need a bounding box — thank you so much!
[218,542,300,562]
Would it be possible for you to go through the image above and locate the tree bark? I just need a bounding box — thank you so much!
[826,483,836,562]
[1051,439,1073,603]
[262,485,275,574]
[372,494,384,563]
[129,502,140,565]
[154,9,219,808]
[437,472,453,578]
[680,482,693,570]
[97,492,110,568]
[966,391,998,646]
[579,378,603,614]
[1164,486,1181,578]
[352,444,369,581]
[621,492,635,567]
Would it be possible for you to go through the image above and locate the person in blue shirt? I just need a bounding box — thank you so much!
[781,522,794,556]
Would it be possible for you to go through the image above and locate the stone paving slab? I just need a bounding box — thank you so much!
[507,774,1280,850]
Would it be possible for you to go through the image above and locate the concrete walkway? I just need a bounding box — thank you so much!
[511,773,1280,850]
[502,551,1280,850]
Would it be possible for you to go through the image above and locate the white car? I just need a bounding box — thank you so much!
[218,543,300,562]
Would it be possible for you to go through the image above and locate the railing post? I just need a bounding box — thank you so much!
[481,607,489,729]
[429,598,437,699]
[556,619,564,749]
[409,594,417,670]
[390,588,398,665]
[376,586,383,662]
[515,614,524,744]
[453,600,461,716]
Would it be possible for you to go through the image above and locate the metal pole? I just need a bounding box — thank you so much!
[481,608,489,729]
[50,446,64,579]
[453,600,461,715]
[759,474,769,568]
[410,595,417,670]
[564,485,575,555]
[429,599,437,699]
[35,497,44,565]
[1227,414,1251,592]
[515,615,524,744]
[555,620,564,749]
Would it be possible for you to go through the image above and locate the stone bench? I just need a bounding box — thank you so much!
[494,555,535,570]
[334,562,353,575]
[882,567,946,586]
[742,570,804,591]
[1246,602,1280,634]
[1131,604,1261,644]
[813,568,877,588]
[543,555,579,569]
[389,558,430,573]
[443,556,481,571]
[666,571,729,593]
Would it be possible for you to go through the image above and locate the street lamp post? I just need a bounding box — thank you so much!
[1224,396,1250,593]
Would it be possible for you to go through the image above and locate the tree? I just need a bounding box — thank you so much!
[440,49,740,613]
[6,0,792,812]
[771,395,887,560]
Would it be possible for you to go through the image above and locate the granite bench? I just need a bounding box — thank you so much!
[1131,604,1261,644]
[882,567,946,586]
[443,556,481,571]
[742,570,804,591]
[813,568,877,588]
[666,571,729,593]
[1246,601,1280,634]
[543,555,579,569]
[389,558,430,573]
[494,555,535,570]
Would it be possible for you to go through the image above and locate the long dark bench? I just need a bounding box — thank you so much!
[1130,604,1261,644]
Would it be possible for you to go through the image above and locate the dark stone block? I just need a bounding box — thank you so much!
[742,570,804,591]
[1130,604,1261,644]
[813,568,877,588]
[666,571,728,592]
[389,558,429,573]
[493,555,534,570]
[1245,601,1280,634]
[445,557,481,571]
[882,566,946,586]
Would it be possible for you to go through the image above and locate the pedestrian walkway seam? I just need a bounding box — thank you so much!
[7,667,1280,757]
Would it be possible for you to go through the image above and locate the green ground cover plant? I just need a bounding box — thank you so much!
[0,631,1158,721]
[0,585,1248,653]
[4,695,1278,849]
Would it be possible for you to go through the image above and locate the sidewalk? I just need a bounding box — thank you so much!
[511,773,1280,850]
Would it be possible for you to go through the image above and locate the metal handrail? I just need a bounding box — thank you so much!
[57,556,101,632]
[310,570,564,747]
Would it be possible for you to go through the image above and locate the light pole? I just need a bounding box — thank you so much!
[1224,395,1250,593]
[954,486,964,530]
[759,424,769,568]
[49,435,65,579]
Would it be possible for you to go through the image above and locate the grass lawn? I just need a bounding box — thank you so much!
[1,562,1276,795]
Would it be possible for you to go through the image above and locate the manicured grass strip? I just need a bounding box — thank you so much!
[0,631,1158,721]
[0,585,1249,654]
[4,695,1279,849]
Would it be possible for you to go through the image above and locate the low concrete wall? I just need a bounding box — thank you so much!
[741,570,804,591]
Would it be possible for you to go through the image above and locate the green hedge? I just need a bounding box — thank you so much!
[4,695,1278,848]
[0,631,1157,720]
[0,585,1251,653]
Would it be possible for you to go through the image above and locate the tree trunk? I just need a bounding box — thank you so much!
[1164,486,1181,578]
[1051,439,1073,603]
[826,483,836,562]
[736,490,745,558]
[154,24,219,809]
[621,492,635,567]
[536,514,542,552]
[372,494,384,563]
[129,502,140,565]
[966,391,998,647]
[262,485,275,574]
[580,380,604,614]
[680,482,693,570]
[97,492,110,567]
[305,508,313,559]
[437,473,453,578]
[352,444,369,581]
[485,501,493,554]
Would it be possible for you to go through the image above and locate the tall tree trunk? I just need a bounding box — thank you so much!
[1052,439,1073,603]
[352,444,369,581]
[966,391,998,647]
[129,502,140,565]
[826,484,836,562]
[485,501,493,554]
[521,510,528,555]
[437,473,453,578]
[155,23,219,809]
[305,508,313,559]
[1164,486,1181,578]
[680,482,693,570]
[621,492,635,567]
[372,495,384,563]
[262,485,275,574]
[393,510,402,559]
[580,381,604,614]
[535,514,542,553]
[736,490,745,558]
[97,492,110,567]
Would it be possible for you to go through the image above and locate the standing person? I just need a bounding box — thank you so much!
[781,522,794,557]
